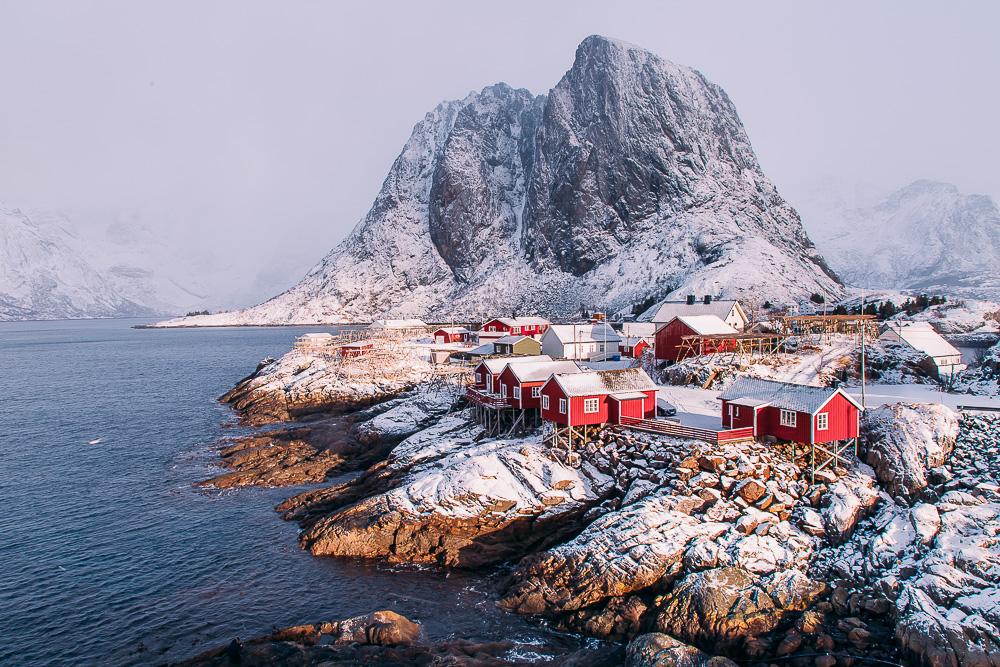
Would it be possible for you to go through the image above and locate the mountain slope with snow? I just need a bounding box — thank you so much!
[157,36,842,327]
[798,180,1000,299]
[0,206,161,321]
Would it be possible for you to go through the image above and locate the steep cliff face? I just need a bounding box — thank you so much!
[800,180,1000,299]
[158,36,841,327]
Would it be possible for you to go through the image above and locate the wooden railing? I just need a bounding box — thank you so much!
[465,387,509,409]
[618,416,755,445]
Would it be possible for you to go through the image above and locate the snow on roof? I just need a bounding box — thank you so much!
[622,322,656,338]
[719,377,861,414]
[487,316,551,327]
[621,336,649,346]
[435,327,470,334]
[341,339,375,348]
[671,315,738,335]
[609,391,648,400]
[479,355,552,374]
[370,319,428,329]
[494,335,536,345]
[880,322,961,359]
[546,323,622,344]
[549,368,657,397]
[650,300,744,324]
[508,360,583,382]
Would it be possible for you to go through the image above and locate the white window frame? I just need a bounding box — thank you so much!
[780,409,797,427]
[513,386,521,399]
[583,398,599,414]
[501,384,507,398]
[816,412,829,431]
[488,326,495,332]
[542,395,550,409]
[487,376,494,393]
[513,327,520,334]
[559,398,567,414]
[475,372,483,384]
[531,386,541,398]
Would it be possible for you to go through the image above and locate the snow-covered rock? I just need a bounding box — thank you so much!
[154,35,842,327]
[819,465,880,543]
[297,428,614,567]
[625,632,737,667]
[862,403,959,502]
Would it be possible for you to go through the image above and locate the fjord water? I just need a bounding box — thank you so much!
[0,319,574,666]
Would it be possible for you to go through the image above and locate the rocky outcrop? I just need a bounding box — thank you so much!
[814,414,1000,667]
[175,609,625,666]
[862,403,959,502]
[625,632,737,667]
[500,434,867,655]
[157,35,841,327]
[219,344,444,425]
[293,420,615,567]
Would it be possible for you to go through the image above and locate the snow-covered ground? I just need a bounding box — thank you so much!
[845,384,1000,410]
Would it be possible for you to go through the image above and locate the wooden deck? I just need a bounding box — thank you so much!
[618,416,754,445]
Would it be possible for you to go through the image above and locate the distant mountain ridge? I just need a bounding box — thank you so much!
[799,180,1000,299]
[158,35,844,326]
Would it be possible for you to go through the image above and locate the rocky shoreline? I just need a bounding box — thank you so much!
[190,346,1000,667]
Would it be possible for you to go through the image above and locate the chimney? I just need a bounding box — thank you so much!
[704,295,713,305]
[686,294,696,305]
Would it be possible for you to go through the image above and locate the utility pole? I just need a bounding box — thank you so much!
[860,288,867,410]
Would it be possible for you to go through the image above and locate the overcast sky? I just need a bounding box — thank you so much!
[1,1,997,306]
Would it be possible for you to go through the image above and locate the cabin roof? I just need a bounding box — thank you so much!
[494,335,535,345]
[549,368,657,397]
[507,360,583,382]
[487,316,550,327]
[720,377,861,414]
[880,322,961,359]
[479,354,552,374]
[546,323,623,344]
[669,315,738,336]
[650,300,743,324]
[435,327,470,334]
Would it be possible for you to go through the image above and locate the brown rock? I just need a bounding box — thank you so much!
[734,479,767,504]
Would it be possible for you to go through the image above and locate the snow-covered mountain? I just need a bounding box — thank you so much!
[0,206,160,320]
[798,180,1000,299]
[158,35,842,326]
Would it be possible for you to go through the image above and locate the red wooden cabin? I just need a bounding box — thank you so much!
[718,378,861,445]
[339,341,374,358]
[540,368,658,427]
[498,360,582,410]
[654,315,739,362]
[481,317,551,337]
[471,355,551,394]
[433,327,471,344]
[621,337,650,358]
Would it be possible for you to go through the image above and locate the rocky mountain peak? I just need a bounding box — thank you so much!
[159,36,843,326]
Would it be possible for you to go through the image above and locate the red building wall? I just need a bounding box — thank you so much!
[482,319,548,337]
[541,382,656,426]
[654,320,738,361]
[813,393,860,443]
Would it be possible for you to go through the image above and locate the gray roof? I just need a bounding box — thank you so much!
[719,377,860,414]
[549,368,657,397]
[494,335,536,345]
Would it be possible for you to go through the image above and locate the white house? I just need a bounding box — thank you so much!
[649,297,749,331]
[541,323,623,360]
[879,321,967,379]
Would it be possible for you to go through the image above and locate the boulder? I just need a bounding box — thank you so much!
[625,632,738,667]
[820,465,880,544]
[862,403,959,502]
[331,610,422,646]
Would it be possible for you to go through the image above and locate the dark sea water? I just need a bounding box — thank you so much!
[0,319,578,666]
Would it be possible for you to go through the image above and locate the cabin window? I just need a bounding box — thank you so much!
[487,376,494,393]
[780,409,797,427]
[488,326,495,331]
[531,387,541,398]
[513,327,520,334]
[559,398,567,414]
[501,384,507,398]
[542,395,550,409]
[817,412,829,430]
[475,372,482,384]
[583,398,599,414]
[513,386,521,399]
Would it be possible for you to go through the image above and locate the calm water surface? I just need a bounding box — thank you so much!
[0,319,577,666]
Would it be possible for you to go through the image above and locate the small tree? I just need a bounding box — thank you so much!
[810,293,825,305]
